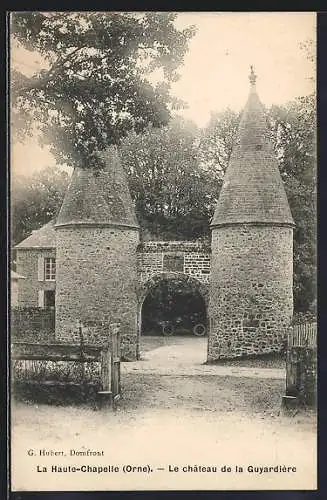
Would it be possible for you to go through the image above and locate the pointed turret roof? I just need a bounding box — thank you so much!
[211,67,294,228]
[55,147,139,229]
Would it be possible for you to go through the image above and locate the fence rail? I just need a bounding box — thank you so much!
[11,323,121,408]
[11,342,101,362]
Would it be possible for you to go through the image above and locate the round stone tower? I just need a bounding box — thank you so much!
[55,147,140,360]
[207,67,295,361]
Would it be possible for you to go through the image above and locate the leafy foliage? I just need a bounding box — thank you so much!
[198,108,240,182]
[11,15,315,313]
[11,12,195,170]
[269,95,316,312]
[120,117,214,240]
[11,166,69,246]
[292,310,316,325]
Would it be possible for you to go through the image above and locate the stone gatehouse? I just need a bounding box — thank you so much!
[14,230,211,358]
[13,69,294,362]
[15,233,211,304]
[14,232,210,334]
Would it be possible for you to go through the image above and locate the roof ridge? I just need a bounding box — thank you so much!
[14,219,57,249]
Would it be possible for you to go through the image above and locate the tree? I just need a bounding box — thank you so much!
[269,94,316,312]
[11,166,69,246]
[198,108,240,182]
[197,108,240,223]
[120,117,213,240]
[11,12,195,171]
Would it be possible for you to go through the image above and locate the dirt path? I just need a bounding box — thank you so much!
[126,336,285,379]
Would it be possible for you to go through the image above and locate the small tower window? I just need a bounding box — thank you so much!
[44,257,56,281]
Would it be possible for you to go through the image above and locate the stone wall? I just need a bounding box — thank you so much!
[208,224,293,360]
[55,226,139,360]
[11,307,55,342]
[16,249,56,307]
[137,241,211,284]
[184,253,210,283]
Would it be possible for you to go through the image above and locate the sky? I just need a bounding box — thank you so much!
[11,11,316,177]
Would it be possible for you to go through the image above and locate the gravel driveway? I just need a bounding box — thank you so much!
[132,336,285,378]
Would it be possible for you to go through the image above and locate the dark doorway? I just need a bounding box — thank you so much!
[141,278,207,337]
[44,290,55,308]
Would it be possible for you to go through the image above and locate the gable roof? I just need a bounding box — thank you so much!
[211,70,294,228]
[14,219,56,249]
[55,147,139,229]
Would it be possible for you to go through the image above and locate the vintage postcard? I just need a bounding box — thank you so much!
[10,11,317,492]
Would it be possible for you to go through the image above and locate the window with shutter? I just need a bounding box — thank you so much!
[38,290,44,308]
[37,255,44,281]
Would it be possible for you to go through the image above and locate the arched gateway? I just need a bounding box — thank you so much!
[137,271,209,306]
[136,242,210,345]
[137,271,209,338]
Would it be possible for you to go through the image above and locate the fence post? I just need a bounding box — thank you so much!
[98,342,113,409]
[283,322,317,409]
[78,323,85,382]
[109,323,121,406]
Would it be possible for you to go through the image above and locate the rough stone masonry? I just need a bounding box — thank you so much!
[55,148,140,360]
[208,67,294,361]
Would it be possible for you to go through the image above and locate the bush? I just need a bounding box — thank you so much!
[292,311,316,325]
[12,381,100,407]
[12,360,102,406]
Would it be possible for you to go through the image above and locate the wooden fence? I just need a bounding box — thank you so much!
[283,322,317,407]
[288,322,317,347]
[11,324,121,408]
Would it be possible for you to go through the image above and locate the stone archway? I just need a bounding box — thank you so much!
[136,272,209,339]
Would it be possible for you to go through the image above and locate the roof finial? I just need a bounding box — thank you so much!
[249,65,257,86]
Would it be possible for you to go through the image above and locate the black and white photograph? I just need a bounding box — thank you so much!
[9,11,317,491]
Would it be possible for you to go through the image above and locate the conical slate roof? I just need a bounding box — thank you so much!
[211,68,294,228]
[55,147,139,229]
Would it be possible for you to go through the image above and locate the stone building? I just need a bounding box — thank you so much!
[14,221,57,308]
[13,69,294,361]
[208,67,294,360]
